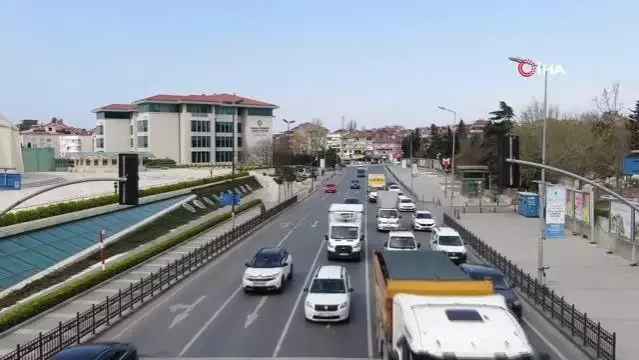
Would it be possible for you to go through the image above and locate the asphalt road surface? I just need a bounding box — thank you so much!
[92,166,585,360]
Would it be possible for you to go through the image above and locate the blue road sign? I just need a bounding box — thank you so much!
[623,154,639,175]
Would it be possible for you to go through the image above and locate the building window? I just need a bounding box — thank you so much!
[247,108,273,117]
[130,125,133,135]
[96,125,104,135]
[96,138,104,148]
[111,159,117,165]
[191,151,211,163]
[191,120,211,132]
[137,120,148,132]
[130,138,134,148]
[237,136,242,148]
[137,135,149,148]
[215,135,233,148]
[137,103,180,113]
[191,135,211,148]
[215,150,233,162]
[214,122,233,133]
[215,106,236,115]
[237,122,242,133]
[85,160,90,166]
[187,104,212,114]
[102,159,108,166]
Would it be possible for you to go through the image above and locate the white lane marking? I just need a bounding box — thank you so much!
[109,189,325,341]
[178,213,311,357]
[244,296,268,328]
[364,202,373,359]
[321,194,329,201]
[311,220,318,228]
[272,232,326,357]
[169,296,207,329]
[523,319,570,360]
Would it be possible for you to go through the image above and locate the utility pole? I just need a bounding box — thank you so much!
[231,106,237,229]
[409,131,414,192]
[340,116,345,166]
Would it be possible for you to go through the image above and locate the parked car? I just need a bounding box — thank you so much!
[324,184,337,193]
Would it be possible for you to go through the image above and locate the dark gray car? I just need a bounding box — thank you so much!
[460,263,522,320]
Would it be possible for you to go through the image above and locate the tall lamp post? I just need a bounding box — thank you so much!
[509,56,549,283]
[437,106,457,208]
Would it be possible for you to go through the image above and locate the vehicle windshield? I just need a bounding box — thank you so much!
[389,236,416,249]
[309,278,346,293]
[388,185,399,190]
[438,235,463,246]
[415,213,432,219]
[326,184,335,187]
[379,209,398,218]
[344,198,359,204]
[248,252,282,268]
[330,226,359,239]
[400,198,412,203]
[351,180,359,184]
[469,272,510,290]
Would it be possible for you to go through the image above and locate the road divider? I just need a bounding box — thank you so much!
[0,195,298,360]
[443,213,616,360]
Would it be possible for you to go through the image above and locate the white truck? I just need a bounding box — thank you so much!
[325,203,365,261]
[377,190,401,232]
[374,250,547,360]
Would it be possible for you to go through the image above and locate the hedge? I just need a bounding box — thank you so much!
[0,198,263,332]
[145,159,272,171]
[0,171,250,228]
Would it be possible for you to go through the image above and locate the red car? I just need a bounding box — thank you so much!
[324,184,337,193]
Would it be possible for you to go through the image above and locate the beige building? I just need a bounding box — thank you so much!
[20,117,95,157]
[94,93,277,165]
[0,114,24,173]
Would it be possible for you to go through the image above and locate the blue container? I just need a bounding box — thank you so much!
[1,173,22,190]
[517,191,539,218]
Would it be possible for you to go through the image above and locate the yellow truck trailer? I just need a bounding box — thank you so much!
[367,173,386,193]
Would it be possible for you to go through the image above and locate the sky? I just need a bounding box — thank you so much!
[1,0,639,133]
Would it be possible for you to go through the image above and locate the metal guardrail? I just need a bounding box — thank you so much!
[0,195,298,360]
[443,213,616,360]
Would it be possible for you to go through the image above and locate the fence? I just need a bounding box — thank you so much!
[443,213,616,360]
[0,195,298,360]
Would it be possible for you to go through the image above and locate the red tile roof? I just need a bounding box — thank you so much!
[94,104,137,112]
[134,93,277,108]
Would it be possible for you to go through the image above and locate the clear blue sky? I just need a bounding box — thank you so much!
[1,0,638,132]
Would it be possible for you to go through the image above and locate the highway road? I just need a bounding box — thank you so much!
[92,166,586,360]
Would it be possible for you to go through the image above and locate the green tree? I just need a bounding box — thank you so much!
[455,120,467,155]
[628,100,639,151]
[481,101,516,189]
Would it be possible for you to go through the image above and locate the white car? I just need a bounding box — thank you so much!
[304,265,353,322]
[384,231,420,251]
[412,210,436,231]
[388,184,401,192]
[243,247,293,292]
[430,227,467,264]
[397,196,416,211]
[368,191,378,203]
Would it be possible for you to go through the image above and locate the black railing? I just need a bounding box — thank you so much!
[443,213,616,360]
[1,196,298,360]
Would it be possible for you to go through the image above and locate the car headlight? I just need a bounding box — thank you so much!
[512,299,521,307]
[339,302,348,309]
[306,301,313,308]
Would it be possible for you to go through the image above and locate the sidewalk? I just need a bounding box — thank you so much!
[0,207,262,354]
[392,165,638,360]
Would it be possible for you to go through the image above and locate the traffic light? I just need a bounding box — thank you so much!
[498,136,520,188]
[118,153,139,205]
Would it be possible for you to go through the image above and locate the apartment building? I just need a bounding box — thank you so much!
[272,122,328,155]
[20,117,94,157]
[93,93,277,165]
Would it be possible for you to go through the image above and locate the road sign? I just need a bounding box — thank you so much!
[623,154,639,175]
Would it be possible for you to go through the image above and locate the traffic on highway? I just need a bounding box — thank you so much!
[87,166,584,359]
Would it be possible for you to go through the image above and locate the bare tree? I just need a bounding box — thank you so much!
[519,99,561,122]
[593,81,623,115]
[311,118,324,127]
[247,138,273,165]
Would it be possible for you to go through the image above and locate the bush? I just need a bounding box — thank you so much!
[145,158,177,168]
[0,198,263,331]
[0,172,251,228]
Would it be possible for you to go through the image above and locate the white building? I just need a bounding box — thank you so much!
[0,114,24,173]
[20,117,95,157]
[93,93,277,165]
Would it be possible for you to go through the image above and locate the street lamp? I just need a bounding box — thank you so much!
[437,106,457,208]
[281,119,296,197]
[509,56,549,283]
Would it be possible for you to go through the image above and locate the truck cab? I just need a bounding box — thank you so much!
[326,203,365,261]
[384,231,419,251]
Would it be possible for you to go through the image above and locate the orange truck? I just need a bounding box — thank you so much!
[373,250,543,359]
